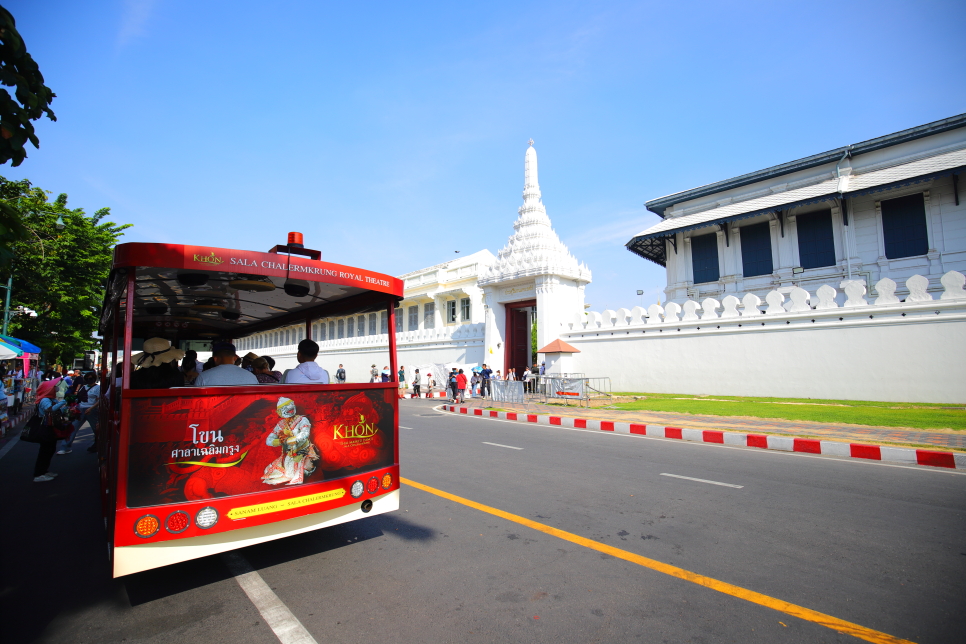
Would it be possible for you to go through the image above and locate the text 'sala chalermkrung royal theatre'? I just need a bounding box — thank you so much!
[246,116,966,403]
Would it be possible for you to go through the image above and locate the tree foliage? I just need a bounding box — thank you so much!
[0,176,130,364]
[0,5,56,167]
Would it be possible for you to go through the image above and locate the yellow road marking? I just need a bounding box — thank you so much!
[401,477,915,644]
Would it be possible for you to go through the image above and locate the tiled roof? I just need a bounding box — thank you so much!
[627,147,966,266]
[537,338,580,354]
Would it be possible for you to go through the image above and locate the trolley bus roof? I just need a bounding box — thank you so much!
[100,242,404,340]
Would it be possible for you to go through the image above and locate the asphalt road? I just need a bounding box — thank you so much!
[1,400,963,644]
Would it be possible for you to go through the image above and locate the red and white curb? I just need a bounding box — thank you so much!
[0,404,35,438]
[439,405,966,471]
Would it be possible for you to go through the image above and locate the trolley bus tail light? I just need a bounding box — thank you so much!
[350,480,364,498]
[165,511,191,534]
[195,506,219,529]
[381,473,392,490]
[366,476,380,495]
[135,515,160,538]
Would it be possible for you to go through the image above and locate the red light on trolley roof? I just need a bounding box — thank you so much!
[287,232,304,247]
[135,515,160,538]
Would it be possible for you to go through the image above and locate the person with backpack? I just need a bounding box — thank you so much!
[335,364,346,384]
[32,378,68,482]
[447,368,459,403]
[59,372,100,454]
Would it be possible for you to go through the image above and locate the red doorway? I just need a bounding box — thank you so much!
[504,299,535,381]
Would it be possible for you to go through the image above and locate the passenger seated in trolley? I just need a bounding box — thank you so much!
[193,342,258,387]
[130,338,186,390]
[282,339,329,384]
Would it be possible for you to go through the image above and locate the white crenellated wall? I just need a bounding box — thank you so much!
[561,271,966,403]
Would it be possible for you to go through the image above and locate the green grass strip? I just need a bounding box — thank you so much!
[610,393,966,431]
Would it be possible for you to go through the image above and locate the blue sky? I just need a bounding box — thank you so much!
[4,0,965,310]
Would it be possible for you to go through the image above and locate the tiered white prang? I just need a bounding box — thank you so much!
[479,141,592,286]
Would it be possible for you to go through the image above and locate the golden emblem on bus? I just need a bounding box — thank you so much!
[192,251,224,266]
[332,414,379,440]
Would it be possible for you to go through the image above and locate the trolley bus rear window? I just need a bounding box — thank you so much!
[125,388,396,508]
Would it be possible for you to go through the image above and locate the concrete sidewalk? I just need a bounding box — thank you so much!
[452,396,966,451]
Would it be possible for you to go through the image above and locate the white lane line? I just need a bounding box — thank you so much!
[399,426,413,430]
[660,473,743,488]
[0,436,20,462]
[223,552,318,644]
[482,442,523,450]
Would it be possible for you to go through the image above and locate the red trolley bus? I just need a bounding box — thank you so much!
[98,235,402,577]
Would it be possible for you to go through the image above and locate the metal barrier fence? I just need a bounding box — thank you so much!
[489,380,526,403]
[470,375,610,407]
[530,375,611,406]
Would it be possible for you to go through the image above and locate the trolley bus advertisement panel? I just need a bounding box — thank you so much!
[125,388,396,508]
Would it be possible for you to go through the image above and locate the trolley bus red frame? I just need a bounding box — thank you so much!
[98,240,403,577]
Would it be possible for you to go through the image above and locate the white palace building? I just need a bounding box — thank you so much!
[239,141,591,384]
[244,116,965,403]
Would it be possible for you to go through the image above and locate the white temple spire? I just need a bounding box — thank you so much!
[479,141,592,286]
[523,141,542,206]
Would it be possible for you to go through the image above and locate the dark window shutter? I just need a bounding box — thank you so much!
[881,194,928,259]
[690,233,720,284]
[739,222,774,277]
[796,209,836,269]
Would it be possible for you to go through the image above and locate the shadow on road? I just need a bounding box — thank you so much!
[0,432,425,642]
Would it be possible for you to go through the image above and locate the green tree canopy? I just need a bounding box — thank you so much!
[0,5,56,167]
[0,176,130,365]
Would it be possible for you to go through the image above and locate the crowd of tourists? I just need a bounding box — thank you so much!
[406,360,547,403]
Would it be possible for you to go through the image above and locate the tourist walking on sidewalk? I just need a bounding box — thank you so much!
[456,369,468,404]
[33,379,66,482]
[470,370,481,398]
[447,368,459,403]
[480,364,492,398]
[412,369,421,397]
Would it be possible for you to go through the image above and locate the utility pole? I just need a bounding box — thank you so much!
[1,275,11,335]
